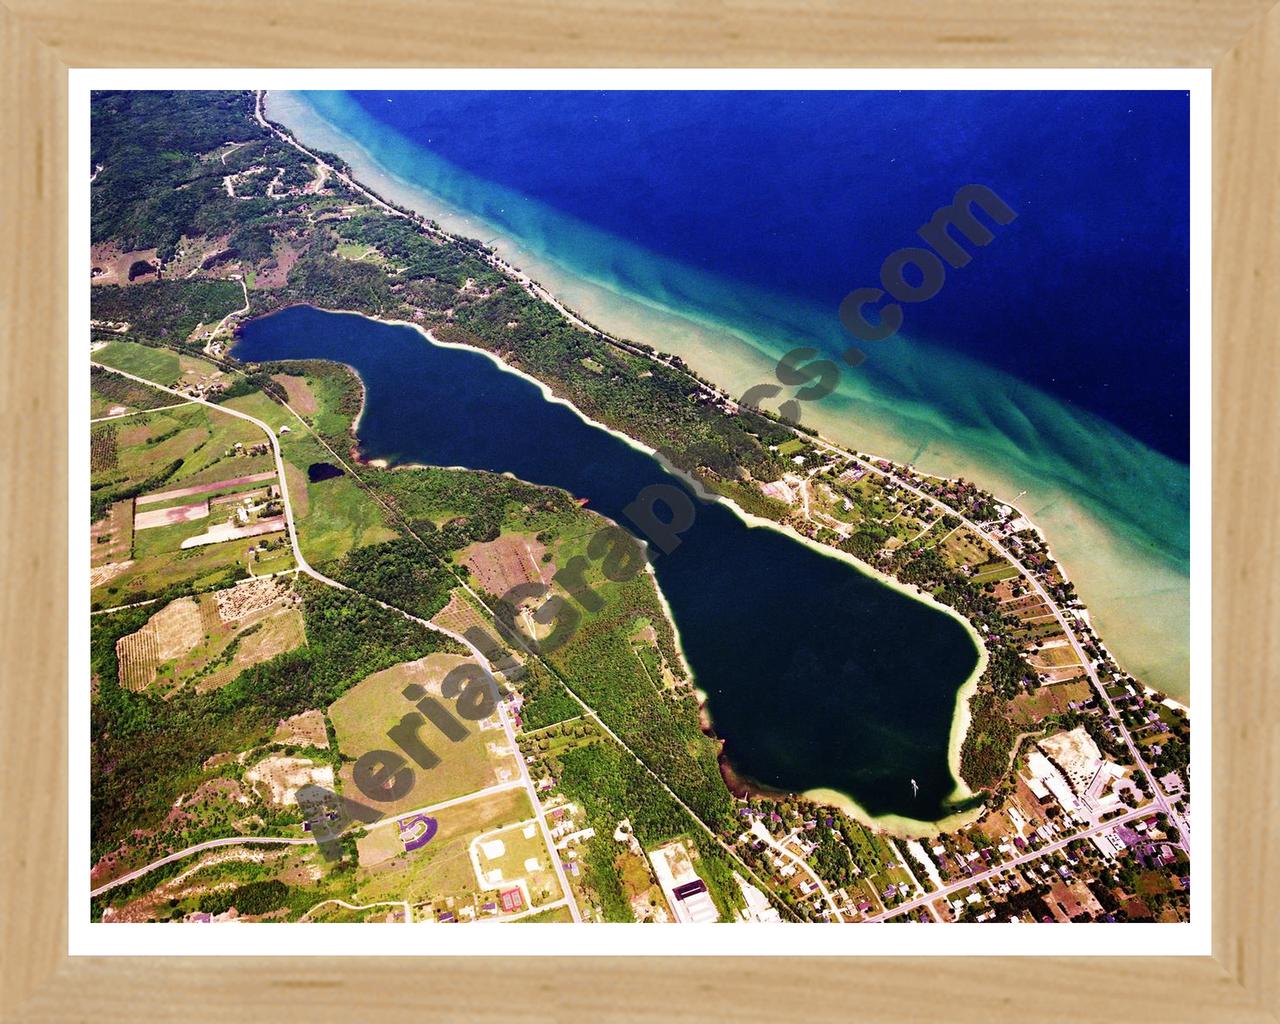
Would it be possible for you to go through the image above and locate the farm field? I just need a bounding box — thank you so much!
[88,383,296,607]
[270,374,319,416]
[113,577,305,694]
[91,534,275,609]
[91,402,272,510]
[458,532,552,598]
[970,560,1020,584]
[221,390,292,429]
[328,654,520,816]
[90,500,134,571]
[93,341,182,386]
[91,366,183,418]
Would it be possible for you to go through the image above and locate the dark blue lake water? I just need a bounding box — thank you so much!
[345,89,1191,464]
[237,305,983,823]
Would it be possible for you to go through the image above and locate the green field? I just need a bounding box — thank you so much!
[91,365,182,417]
[220,389,290,428]
[971,560,1020,584]
[94,341,181,386]
[279,431,399,565]
[354,787,534,907]
[92,539,266,609]
[89,388,295,606]
[329,654,518,816]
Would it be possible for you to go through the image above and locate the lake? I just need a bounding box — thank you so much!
[237,305,984,826]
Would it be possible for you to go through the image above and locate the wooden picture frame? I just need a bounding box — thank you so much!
[2,2,1276,1019]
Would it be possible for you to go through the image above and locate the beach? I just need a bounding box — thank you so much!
[263,90,1192,703]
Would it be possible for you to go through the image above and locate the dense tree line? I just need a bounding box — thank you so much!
[335,212,499,288]
[958,689,1015,792]
[554,738,744,918]
[197,879,290,917]
[91,91,268,257]
[91,279,244,347]
[327,537,456,620]
[515,659,581,731]
[440,287,788,484]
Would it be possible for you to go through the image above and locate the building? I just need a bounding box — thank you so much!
[648,840,720,924]
[1038,727,1105,794]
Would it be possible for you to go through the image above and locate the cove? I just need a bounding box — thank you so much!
[236,305,985,827]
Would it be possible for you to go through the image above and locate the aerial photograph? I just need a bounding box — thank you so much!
[86,86,1193,932]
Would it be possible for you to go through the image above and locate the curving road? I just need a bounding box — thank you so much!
[88,364,585,921]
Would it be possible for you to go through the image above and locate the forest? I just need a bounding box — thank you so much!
[90,581,458,860]
[552,735,745,920]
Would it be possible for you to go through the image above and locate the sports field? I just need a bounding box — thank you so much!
[353,787,534,909]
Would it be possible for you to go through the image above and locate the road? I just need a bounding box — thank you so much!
[302,896,412,923]
[206,275,249,351]
[749,822,844,922]
[806,435,1190,854]
[91,835,314,898]
[88,363,583,922]
[864,804,1152,922]
[92,781,528,900]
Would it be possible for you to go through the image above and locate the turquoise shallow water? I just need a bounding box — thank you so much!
[265,90,1192,701]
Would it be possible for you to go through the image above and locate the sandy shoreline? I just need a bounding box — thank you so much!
[262,89,1192,704]
[235,304,987,837]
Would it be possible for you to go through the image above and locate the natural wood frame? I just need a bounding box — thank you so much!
[2,2,1276,1020]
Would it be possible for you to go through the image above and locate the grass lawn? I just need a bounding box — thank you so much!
[94,341,181,386]
[177,353,222,378]
[131,514,220,558]
[970,561,1020,584]
[329,654,519,817]
[474,819,563,907]
[353,787,533,907]
[221,390,292,429]
[281,432,399,565]
[1029,644,1081,668]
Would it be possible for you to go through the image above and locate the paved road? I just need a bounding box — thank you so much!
[749,822,844,922]
[91,835,313,897]
[807,436,1191,855]
[90,780,530,899]
[865,804,1152,922]
[88,366,586,920]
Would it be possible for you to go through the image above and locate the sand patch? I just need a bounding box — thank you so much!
[245,755,334,807]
